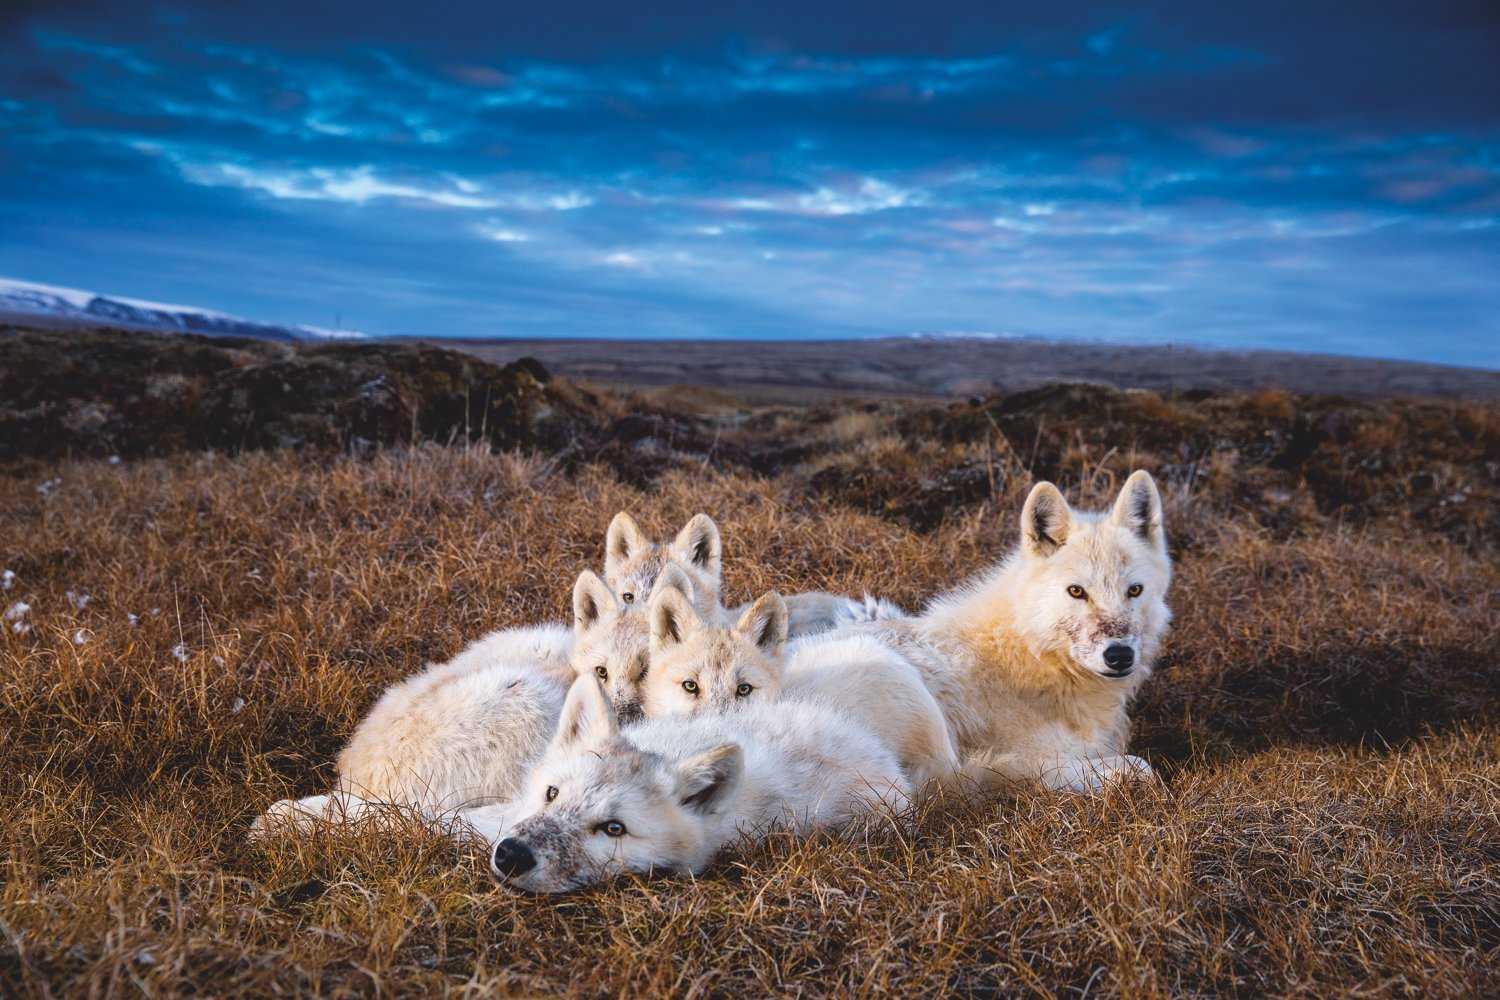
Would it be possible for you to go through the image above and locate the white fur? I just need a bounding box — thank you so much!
[491,677,910,893]
[858,471,1173,793]
[642,588,957,790]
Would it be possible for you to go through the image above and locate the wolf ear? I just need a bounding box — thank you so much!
[649,584,703,652]
[1021,481,1072,558]
[670,513,722,582]
[552,675,619,752]
[605,512,649,579]
[676,744,744,817]
[653,562,696,604]
[733,591,787,655]
[572,570,620,635]
[1111,470,1166,553]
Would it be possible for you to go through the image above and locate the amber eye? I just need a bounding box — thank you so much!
[598,820,628,838]
[1067,585,1087,600]
[681,679,699,695]
[736,683,753,697]
[545,785,559,803]
[621,592,635,603]
[1126,584,1143,598]
[594,665,608,680]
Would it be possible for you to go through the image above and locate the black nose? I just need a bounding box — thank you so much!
[491,838,537,878]
[1102,645,1135,672]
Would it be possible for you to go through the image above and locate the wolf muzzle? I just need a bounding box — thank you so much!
[491,837,538,880]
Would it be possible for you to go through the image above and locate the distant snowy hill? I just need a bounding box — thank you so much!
[0,278,367,343]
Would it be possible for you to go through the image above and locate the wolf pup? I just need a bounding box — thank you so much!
[490,675,910,893]
[641,587,958,788]
[868,471,1172,792]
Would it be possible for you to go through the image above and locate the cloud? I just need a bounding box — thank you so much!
[0,9,1496,366]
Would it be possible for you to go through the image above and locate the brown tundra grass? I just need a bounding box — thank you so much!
[1,443,1496,997]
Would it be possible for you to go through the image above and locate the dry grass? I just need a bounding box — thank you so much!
[2,435,1497,997]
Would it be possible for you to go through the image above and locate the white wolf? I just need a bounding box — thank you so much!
[252,512,717,835]
[640,587,958,788]
[572,512,874,720]
[857,470,1173,792]
[489,675,910,893]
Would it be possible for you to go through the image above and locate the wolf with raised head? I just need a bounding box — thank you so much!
[862,471,1173,792]
[639,587,958,788]
[489,675,910,893]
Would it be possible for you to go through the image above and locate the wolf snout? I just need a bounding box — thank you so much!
[491,837,538,879]
[1102,644,1135,675]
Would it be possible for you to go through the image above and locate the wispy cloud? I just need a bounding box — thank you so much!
[0,10,1496,366]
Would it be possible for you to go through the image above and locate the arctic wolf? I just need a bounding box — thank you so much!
[574,513,874,720]
[254,511,720,835]
[252,623,572,834]
[607,510,860,637]
[490,675,910,893]
[864,471,1172,792]
[641,587,958,788]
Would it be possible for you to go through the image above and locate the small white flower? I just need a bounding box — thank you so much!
[1,569,14,590]
[108,455,122,465]
[11,621,30,635]
[171,643,189,662]
[4,601,30,622]
[72,629,90,645]
[127,613,140,626]
[230,697,247,714]
[66,591,92,610]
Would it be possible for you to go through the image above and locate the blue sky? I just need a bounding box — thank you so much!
[1,1,1497,366]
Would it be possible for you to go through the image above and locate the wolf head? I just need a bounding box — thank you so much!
[643,587,788,716]
[491,676,744,893]
[603,511,723,620]
[1013,471,1172,682]
[570,563,697,723]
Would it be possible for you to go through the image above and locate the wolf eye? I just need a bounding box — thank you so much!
[597,820,628,838]
[1126,584,1143,598]
[594,665,608,680]
[621,592,635,603]
[736,683,753,697]
[545,785,559,803]
[1067,585,1087,600]
[681,679,699,695]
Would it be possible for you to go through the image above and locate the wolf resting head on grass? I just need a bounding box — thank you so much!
[491,675,909,893]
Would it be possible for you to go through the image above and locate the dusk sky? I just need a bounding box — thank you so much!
[1,1,1497,366]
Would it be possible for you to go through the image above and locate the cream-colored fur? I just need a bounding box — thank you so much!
[252,624,572,835]
[490,676,910,893]
[860,470,1173,793]
[642,587,958,789]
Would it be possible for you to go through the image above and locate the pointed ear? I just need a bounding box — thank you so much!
[676,744,744,816]
[649,584,703,653]
[605,512,649,579]
[653,562,696,604]
[551,675,619,752]
[1021,482,1072,558]
[572,570,620,635]
[1111,470,1166,553]
[734,591,787,655]
[670,513,722,582]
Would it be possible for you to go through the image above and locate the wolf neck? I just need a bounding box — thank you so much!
[921,555,1131,741]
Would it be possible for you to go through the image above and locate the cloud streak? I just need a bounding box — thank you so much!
[0,3,1497,367]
